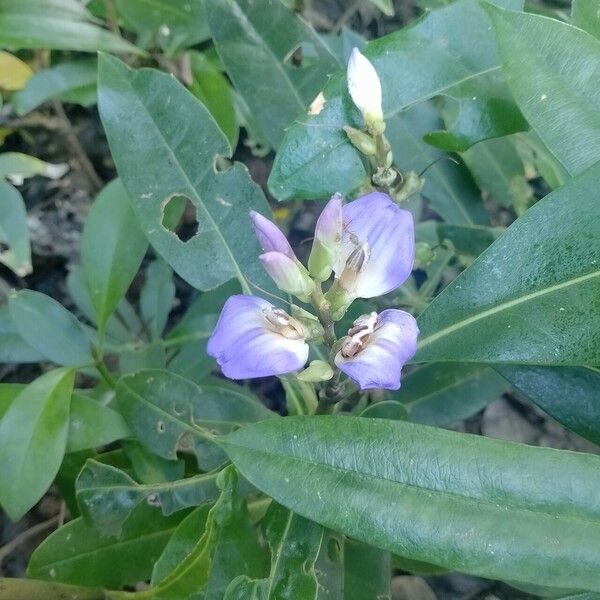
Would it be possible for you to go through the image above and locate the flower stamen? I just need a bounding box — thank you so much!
[263,307,306,340]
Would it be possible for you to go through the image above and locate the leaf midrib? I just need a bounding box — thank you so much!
[417,269,600,350]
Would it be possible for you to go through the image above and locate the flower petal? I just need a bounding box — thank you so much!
[259,252,313,299]
[334,192,414,298]
[249,211,294,259]
[207,295,309,379]
[335,309,418,390]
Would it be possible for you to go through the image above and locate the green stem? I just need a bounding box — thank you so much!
[0,578,115,600]
[92,348,117,389]
[310,284,336,350]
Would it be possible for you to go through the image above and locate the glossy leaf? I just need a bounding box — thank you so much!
[0,0,141,54]
[9,290,93,366]
[0,180,32,276]
[415,162,600,365]
[268,0,522,200]
[400,363,508,426]
[0,368,74,520]
[140,259,175,340]
[189,51,238,149]
[81,179,148,338]
[66,393,130,453]
[27,503,184,588]
[98,53,274,294]
[572,0,600,39]
[76,459,220,536]
[486,5,600,175]
[226,502,323,599]
[13,59,97,115]
[206,0,338,148]
[221,416,600,590]
[497,366,600,446]
[116,370,277,471]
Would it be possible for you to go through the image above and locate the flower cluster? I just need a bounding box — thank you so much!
[208,192,418,391]
[207,48,418,393]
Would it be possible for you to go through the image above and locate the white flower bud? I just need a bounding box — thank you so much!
[347,47,384,133]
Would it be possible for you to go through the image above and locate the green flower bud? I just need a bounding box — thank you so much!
[297,360,334,382]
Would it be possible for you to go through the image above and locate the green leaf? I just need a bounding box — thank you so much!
[281,376,318,416]
[437,223,503,261]
[368,0,394,16]
[76,459,220,536]
[485,4,600,176]
[572,0,600,39]
[226,502,323,600]
[424,71,528,152]
[206,0,339,149]
[150,466,265,599]
[0,368,74,520]
[116,370,277,471]
[140,259,175,340]
[0,383,23,418]
[0,306,43,363]
[9,290,93,366]
[268,0,522,201]
[386,103,489,225]
[461,136,532,209]
[97,53,274,294]
[415,162,600,365]
[0,180,32,276]
[360,400,408,421]
[400,363,508,426]
[114,0,210,52]
[221,416,600,590]
[0,152,68,182]
[0,0,142,54]
[344,539,390,600]
[189,51,239,150]
[13,59,97,115]
[27,503,184,588]
[81,179,148,338]
[496,366,600,446]
[66,392,130,453]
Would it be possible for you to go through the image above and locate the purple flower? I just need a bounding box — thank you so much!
[335,309,418,390]
[333,192,414,298]
[207,295,309,379]
[250,211,313,300]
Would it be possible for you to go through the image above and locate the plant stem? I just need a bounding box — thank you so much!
[0,516,59,567]
[310,283,336,349]
[93,350,117,389]
[0,579,113,600]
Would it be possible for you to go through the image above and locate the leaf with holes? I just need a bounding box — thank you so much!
[485,4,600,176]
[98,53,275,294]
[206,0,339,149]
[0,368,74,521]
[220,416,600,590]
[268,0,522,201]
[415,161,600,365]
[76,459,220,536]
[116,370,277,471]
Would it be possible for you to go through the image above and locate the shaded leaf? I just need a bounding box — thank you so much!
[140,259,175,340]
[0,180,32,276]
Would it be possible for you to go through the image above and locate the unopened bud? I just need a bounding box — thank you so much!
[372,167,397,188]
[308,193,343,281]
[343,126,376,157]
[347,48,385,135]
[297,360,334,382]
[393,171,424,203]
[259,252,314,302]
[291,305,324,341]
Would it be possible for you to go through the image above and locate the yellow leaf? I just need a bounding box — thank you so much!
[0,52,33,91]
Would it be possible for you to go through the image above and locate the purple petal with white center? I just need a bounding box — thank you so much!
[207,295,309,380]
[334,192,414,298]
[335,309,418,390]
[249,211,295,259]
[315,193,342,248]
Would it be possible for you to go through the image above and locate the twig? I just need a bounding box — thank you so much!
[51,101,103,192]
[0,515,59,567]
